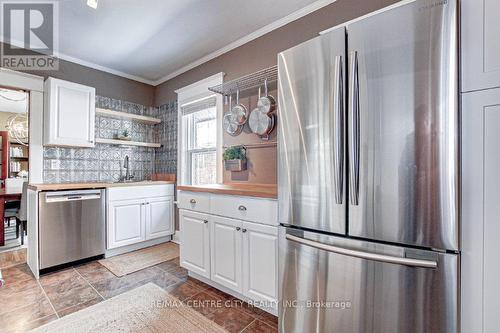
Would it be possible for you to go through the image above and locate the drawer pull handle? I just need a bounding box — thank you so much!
[236,227,241,231]
[242,229,247,233]
[190,199,196,204]
[238,205,247,211]
[203,220,209,224]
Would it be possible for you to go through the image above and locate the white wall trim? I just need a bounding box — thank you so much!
[177,72,224,185]
[0,69,45,279]
[54,51,156,86]
[175,72,225,98]
[0,69,44,183]
[319,0,416,35]
[0,68,44,92]
[0,36,156,86]
[154,0,337,85]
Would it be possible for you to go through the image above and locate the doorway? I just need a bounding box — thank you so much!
[0,87,29,263]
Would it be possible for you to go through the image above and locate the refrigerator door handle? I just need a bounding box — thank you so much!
[348,51,360,205]
[285,234,438,268]
[333,55,344,205]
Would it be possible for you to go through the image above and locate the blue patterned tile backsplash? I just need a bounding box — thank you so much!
[155,101,178,175]
[42,96,176,183]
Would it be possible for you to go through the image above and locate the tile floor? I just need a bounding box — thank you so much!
[0,257,278,333]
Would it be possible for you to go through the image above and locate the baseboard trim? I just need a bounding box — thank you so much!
[171,231,180,244]
[105,236,172,258]
[188,271,278,316]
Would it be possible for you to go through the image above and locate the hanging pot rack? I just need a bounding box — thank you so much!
[208,65,277,97]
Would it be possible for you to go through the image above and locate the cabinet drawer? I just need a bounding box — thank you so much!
[210,194,277,225]
[108,185,173,201]
[178,191,210,213]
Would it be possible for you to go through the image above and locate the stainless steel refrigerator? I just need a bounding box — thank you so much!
[277,0,459,332]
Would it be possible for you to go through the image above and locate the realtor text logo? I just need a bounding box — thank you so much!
[1,1,58,70]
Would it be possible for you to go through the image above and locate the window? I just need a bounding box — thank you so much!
[176,73,224,185]
[183,102,217,185]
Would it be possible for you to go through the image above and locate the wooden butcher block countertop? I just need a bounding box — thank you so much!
[28,180,175,191]
[177,183,277,199]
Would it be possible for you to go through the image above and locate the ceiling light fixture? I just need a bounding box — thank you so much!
[87,0,98,9]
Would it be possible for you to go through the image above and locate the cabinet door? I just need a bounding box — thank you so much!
[107,199,145,249]
[44,77,95,147]
[210,216,242,292]
[145,196,173,240]
[462,0,500,92]
[179,209,211,278]
[462,88,500,333]
[242,222,278,305]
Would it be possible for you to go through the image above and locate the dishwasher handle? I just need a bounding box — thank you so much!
[45,190,102,203]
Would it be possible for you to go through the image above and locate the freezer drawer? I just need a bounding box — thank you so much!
[278,227,459,333]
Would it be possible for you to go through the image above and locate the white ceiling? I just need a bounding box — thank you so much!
[54,0,332,85]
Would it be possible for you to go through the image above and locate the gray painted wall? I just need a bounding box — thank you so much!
[1,42,155,106]
[153,0,400,184]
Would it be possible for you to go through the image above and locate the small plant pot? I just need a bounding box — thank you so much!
[224,159,247,172]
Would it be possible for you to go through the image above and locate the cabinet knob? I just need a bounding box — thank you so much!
[203,220,209,224]
[190,199,196,204]
[236,227,241,231]
[238,205,247,211]
[242,229,247,233]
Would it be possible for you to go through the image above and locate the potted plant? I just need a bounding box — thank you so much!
[116,129,131,141]
[223,146,247,172]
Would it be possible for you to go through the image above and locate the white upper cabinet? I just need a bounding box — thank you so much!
[44,77,96,147]
[461,0,500,92]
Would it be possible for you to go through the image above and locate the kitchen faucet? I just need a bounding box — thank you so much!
[120,155,134,182]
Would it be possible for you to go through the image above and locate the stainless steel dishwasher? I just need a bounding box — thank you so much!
[39,189,105,270]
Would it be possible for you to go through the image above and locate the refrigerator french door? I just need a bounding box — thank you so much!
[277,26,346,235]
[277,0,459,332]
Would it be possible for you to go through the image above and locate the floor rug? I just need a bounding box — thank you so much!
[30,283,227,333]
[99,242,179,277]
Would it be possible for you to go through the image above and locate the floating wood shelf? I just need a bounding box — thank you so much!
[95,138,161,148]
[96,108,161,125]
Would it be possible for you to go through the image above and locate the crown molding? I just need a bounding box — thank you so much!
[1,0,337,87]
[152,0,337,86]
[54,51,156,85]
[0,36,156,85]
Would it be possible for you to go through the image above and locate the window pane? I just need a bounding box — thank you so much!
[191,150,216,185]
[193,107,216,149]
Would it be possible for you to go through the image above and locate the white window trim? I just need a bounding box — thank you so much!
[176,72,224,185]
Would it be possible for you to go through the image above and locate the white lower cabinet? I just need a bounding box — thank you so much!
[107,185,174,250]
[242,222,278,304]
[211,216,243,292]
[179,210,211,278]
[108,198,145,249]
[146,196,174,240]
[178,190,278,311]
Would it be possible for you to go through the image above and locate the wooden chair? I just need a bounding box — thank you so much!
[14,182,27,245]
